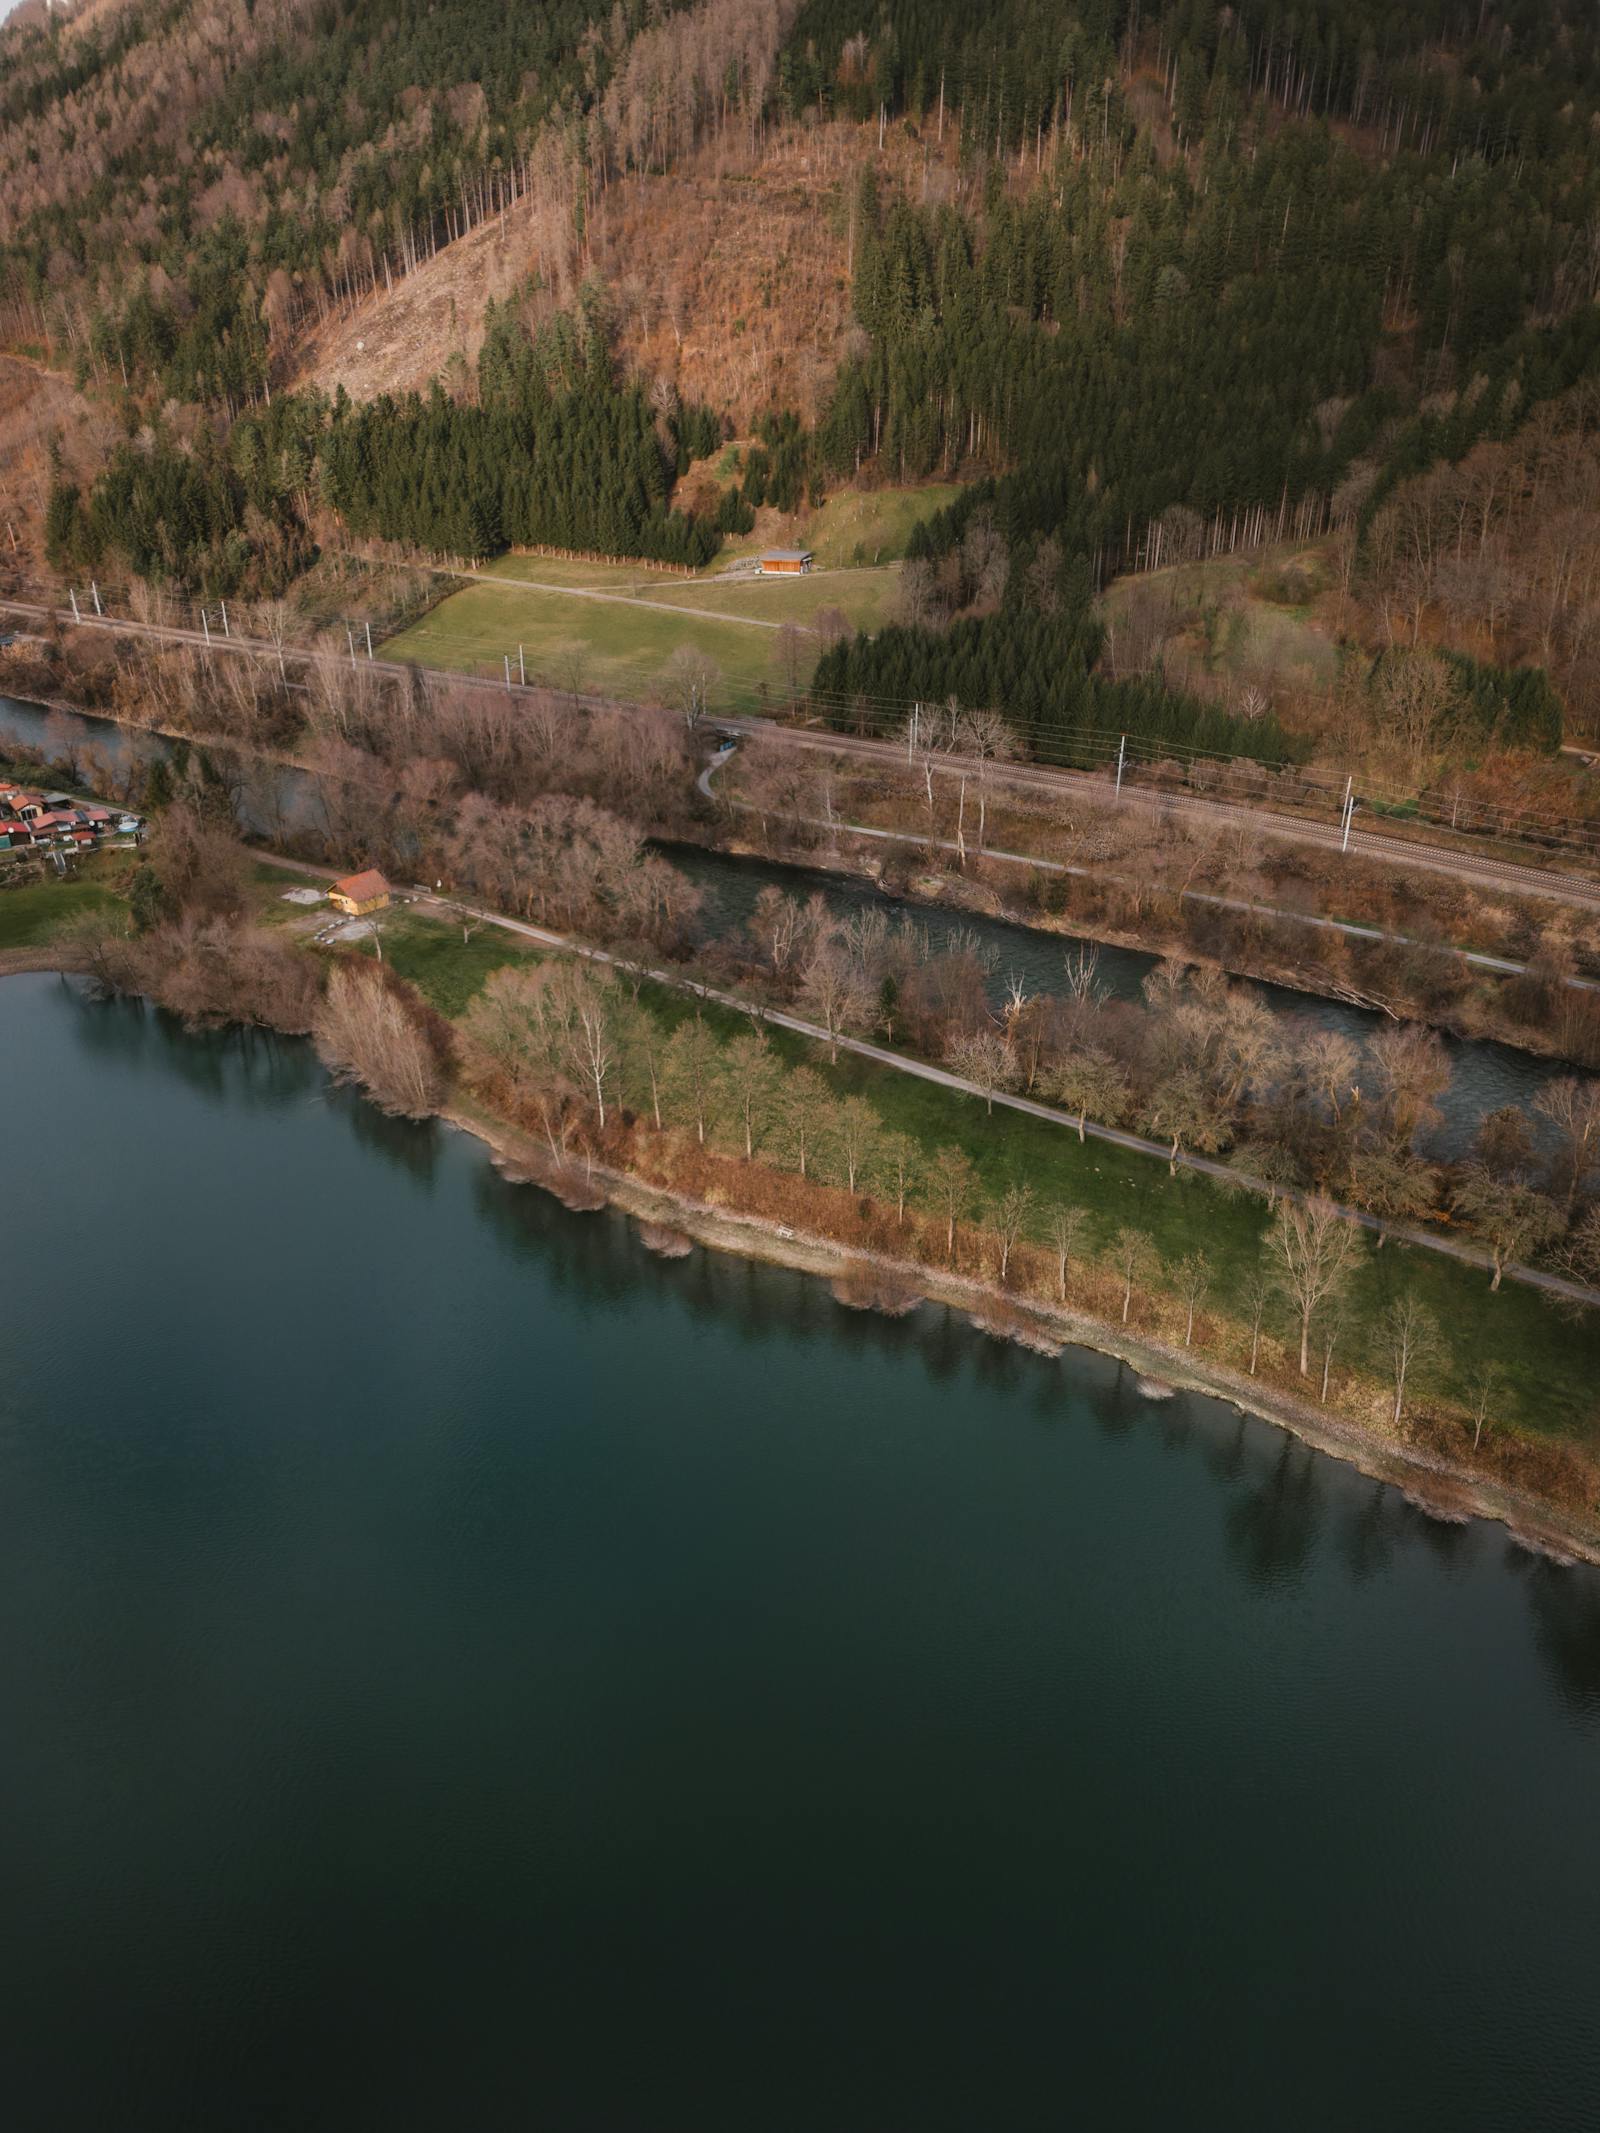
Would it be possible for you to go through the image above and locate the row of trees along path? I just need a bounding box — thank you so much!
[276,853,1600,1311]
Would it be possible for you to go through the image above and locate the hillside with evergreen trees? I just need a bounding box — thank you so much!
[7,0,1600,759]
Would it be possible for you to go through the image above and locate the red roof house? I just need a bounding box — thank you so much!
[328,869,392,916]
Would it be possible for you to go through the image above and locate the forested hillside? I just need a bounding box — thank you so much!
[800,0,1600,734]
[5,0,1600,760]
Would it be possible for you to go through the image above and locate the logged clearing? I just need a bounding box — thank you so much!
[0,350,111,567]
[600,120,950,426]
[290,119,938,422]
[289,211,530,405]
[1101,541,1343,702]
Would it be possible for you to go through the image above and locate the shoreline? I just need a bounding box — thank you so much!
[5,952,1596,1565]
[446,1095,1600,1571]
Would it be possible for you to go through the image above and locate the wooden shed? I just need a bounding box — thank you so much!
[328,869,392,917]
[759,548,814,575]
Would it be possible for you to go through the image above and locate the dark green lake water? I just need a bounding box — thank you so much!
[2,973,1599,2131]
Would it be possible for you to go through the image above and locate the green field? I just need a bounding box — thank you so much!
[378,480,961,703]
[382,551,899,707]
[647,569,893,629]
[377,907,532,1017]
[0,869,123,950]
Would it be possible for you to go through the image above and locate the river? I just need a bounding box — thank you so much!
[2,971,1597,2129]
[0,691,1565,1155]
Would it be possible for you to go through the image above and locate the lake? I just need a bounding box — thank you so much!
[2,972,1597,2130]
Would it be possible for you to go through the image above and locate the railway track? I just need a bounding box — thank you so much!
[7,593,1600,913]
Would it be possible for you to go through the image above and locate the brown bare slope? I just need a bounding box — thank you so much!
[288,211,538,407]
[291,118,953,425]
[596,123,896,426]
[0,353,111,570]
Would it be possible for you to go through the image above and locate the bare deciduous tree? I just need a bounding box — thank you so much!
[1535,1076,1600,1217]
[662,1015,720,1144]
[1048,1205,1088,1301]
[1268,1196,1358,1376]
[833,1097,883,1194]
[946,1026,1014,1114]
[723,1026,782,1159]
[772,622,808,705]
[661,643,721,730]
[1467,1361,1501,1454]
[315,963,445,1120]
[1174,1253,1210,1346]
[1383,1294,1438,1427]
[799,945,871,1063]
[1367,1023,1450,1150]
[1242,1271,1272,1376]
[1343,1147,1438,1242]
[1451,1168,1561,1289]
[928,1146,977,1261]
[1318,1304,1347,1404]
[1051,1051,1126,1142]
[1113,1226,1161,1323]
[565,965,621,1129]
[991,1183,1033,1285]
[777,1065,830,1179]
[882,1132,917,1224]
[1145,1067,1227,1175]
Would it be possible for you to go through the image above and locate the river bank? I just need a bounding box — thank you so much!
[0,944,92,978]
[696,806,1600,1069]
[7,940,1597,1555]
[449,1094,1600,1570]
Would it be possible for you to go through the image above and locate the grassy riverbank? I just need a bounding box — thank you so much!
[0,863,128,952]
[374,907,1600,1461]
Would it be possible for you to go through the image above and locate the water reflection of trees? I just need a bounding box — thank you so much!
[1513,1556,1600,1718]
[459,1160,1600,1716]
[37,957,1600,1711]
[1225,1435,1326,1587]
[337,1083,440,1184]
[1408,1505,1470,1570]
[1335,1480,1404,1583]
[64,984,320,1111]
[1081,1361,1140,1437]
